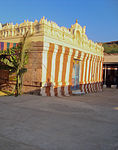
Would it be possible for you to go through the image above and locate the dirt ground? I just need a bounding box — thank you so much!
[0,88,118,150]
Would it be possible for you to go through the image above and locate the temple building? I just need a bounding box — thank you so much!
[103,53,118,88]
[0,17,104,96]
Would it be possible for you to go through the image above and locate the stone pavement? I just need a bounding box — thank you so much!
[0,88,118,150]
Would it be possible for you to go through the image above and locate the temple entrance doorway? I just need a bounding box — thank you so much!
[71,59,80,90]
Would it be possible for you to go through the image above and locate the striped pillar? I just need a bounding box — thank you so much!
[41,42,50,96]
[58,46,65,86]
[61,47,69,95]
[77,50,81,85]
[100,58,103,82]
[91,55,94,84]
[85,54,91,92]
[79,53,87,92]
[96,57,98,83]
[80,53,86,84]
[84,54,89,84]
[61,47,70,86]
[94,56,97,83]
[97,57,100,82]
[69,49,76,86]
[79,60,83,85]
[93,56,96,91]
[89,55,94,92]
[93,56,97,91]
[46,43,55,81]
[99,61,102,83]
[88,54,92,83]
[86,55,90,84]
[101,58,103,82]
[65,48,73,85]
[41,43,49,86]
[85,54,90,93]
[91,56,95,83]
[50,44,58,96]
[99,57,103,91]
[51,45,58,84]
[64,48,73,95]
[57,46,65,96]
[46,43,55,96]
[93,56,96,83]
[54,45,62,87]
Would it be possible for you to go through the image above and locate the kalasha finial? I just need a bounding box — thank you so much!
[76,19,78,23]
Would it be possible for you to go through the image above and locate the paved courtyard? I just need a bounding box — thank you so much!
[0,88,118,150]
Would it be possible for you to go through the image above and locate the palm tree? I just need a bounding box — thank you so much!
[0,32,32,96]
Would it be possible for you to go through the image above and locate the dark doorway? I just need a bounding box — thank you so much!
[71,59,80,90]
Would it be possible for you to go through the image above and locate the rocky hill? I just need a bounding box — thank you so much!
[102,41,118,54]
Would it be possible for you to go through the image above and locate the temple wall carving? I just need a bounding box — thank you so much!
[0,17,103,57]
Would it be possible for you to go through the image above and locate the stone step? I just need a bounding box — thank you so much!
[72,90,85,95]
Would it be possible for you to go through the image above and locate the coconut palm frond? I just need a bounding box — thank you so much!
[1,58,14,68]
[0,31,32,97]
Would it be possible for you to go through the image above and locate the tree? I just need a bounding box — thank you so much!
[0,32,32,96]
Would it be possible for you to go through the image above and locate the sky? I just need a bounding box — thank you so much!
[0,0,118,42]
